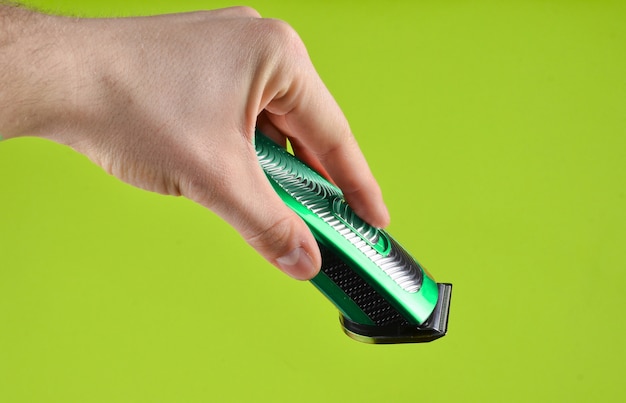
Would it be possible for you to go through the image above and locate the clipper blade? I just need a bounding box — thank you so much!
[316,242,452,344]
[340,283,452,344]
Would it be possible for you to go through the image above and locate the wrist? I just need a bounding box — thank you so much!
[0,6,84,141]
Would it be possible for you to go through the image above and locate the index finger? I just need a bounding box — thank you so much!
[265,69,390,229]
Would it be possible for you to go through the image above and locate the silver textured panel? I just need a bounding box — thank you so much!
[256,135,422,293]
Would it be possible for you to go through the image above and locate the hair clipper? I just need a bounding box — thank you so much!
[255,130,452,344]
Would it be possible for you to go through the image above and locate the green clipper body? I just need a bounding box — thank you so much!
[255,131,452,344]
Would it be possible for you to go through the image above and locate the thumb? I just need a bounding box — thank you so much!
[187,142,321,280]
[240,197,321,281]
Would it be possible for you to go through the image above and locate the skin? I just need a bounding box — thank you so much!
[0,4,390,280]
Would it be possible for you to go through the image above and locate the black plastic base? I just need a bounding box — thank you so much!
[340,283,452,344]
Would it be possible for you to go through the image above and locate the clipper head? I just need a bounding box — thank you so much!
[318,243,452,344]
[255,130,452,344]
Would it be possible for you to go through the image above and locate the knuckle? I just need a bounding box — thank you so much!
[258,18,307,57]
[231,6,262,18]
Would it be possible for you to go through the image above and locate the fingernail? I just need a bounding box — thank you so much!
[276,247,316,280]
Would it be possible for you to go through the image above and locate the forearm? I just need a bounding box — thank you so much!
[0,4,80,140]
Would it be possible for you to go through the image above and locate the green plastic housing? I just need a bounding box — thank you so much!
[255,131,440,328]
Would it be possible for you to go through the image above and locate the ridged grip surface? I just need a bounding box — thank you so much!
[255,132,424,294]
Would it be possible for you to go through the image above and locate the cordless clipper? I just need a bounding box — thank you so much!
[255,130,452,344]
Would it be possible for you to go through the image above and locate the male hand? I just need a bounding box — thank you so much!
[0,6,389,279]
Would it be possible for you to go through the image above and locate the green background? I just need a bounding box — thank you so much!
[1,0,625,402]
